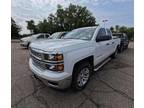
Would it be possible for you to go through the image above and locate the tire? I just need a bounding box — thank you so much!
[72,62,92,91]
[111,47,118,58]
[119,45,124,53]
[125,44,128,49]
[27,42,30,49]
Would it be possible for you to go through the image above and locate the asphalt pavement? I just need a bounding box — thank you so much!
[11,42,134,108]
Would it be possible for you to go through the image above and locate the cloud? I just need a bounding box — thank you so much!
[11,0,133,34]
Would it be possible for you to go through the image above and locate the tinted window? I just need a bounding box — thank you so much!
[97,28,106,37]
[106,29,111,36]
[37,35,44,39]
[49,32,62,39]
[61,32,67,36]
[113,33,123,38]
[96,28,111,42]
[45,34,49,38]
[60,32,67,38]
[96,28,106,39]
[106,29,112,39]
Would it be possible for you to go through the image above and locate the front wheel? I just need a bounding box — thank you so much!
[72,62,92,91]
[27,42,30,49]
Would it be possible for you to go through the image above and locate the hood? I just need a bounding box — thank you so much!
[30,39,90,53]
[21,36,31,41]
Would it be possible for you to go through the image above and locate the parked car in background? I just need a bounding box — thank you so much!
[113,33,129,52]
[20,33,50,48]
[48,32,67,39]
[29,26,120,90]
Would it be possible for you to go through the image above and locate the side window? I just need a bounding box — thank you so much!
[96,28,106,42]
[60,32,67,38]
[45,34,50,38]
[37,35,44,39]
[97,28,106,38]
[61,32,67,36]
[106,29,112,39]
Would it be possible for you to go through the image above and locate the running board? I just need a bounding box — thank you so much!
[94,58,111,72]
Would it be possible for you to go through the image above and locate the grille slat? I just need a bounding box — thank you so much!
[30,48,46,69]
[32,56,46,70]
[31,49,42,59]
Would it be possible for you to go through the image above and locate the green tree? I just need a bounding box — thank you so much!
[126,27,134,40]
[26,20,38,34]
[119,26,127,33]
[37,19,49,33]
[11,18,21,39]
[29,4,96,34]
[115,25,120,33]
[59,4,96,31]
[110,26,114,33]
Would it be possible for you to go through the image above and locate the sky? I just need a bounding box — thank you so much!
[11,0,134,34]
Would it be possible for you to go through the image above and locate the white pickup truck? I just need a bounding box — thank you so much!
[29,26,120,90]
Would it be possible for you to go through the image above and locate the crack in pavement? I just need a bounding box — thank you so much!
[117,70,134,77]
[99,68,134,77]
[75,98,87,108]
[94,69,134,101]
[98,79,134,101]
[33,94,50,108]
[81,92,112,108]
[31,75,50,108]
[12,75,46,108]
[11,86,45,108]
[90,90,114,93]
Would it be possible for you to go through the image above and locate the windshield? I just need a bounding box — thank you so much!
[63,27,96,40]
[32,34,42,38]
[49,32,62,39]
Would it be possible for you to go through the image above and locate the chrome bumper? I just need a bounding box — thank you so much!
[29,58,72,89]
[20,41,28,47]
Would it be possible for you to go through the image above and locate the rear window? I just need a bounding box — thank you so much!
[106,29,112,36]
[113,33,123,38]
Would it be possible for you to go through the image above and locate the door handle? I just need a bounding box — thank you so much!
[106,43,110,45]
[112,42,115,44]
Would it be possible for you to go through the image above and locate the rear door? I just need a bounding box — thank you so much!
[106,29,114,55]
[94,28,110,65]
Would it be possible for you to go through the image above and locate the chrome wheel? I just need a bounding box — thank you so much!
[77,67,90,87]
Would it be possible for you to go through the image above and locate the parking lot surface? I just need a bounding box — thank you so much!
[12,42,134,108]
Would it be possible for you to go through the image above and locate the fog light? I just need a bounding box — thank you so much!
[47,64,64,72]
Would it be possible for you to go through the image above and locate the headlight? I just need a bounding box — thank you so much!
[44,54,63,61]
[46,64,64,71]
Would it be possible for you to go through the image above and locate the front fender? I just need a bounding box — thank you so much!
[64,46,94,75]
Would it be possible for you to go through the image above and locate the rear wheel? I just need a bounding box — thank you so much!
[119,45,124,53]
[27,42,30,49]
[125,44,129,49]
[111,47,118,58]
[72,62,92,90]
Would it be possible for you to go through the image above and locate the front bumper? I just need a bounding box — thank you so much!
[29,58,72,89]
[20,41,28,47]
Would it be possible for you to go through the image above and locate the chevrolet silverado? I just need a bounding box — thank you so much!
[29,26,120,90]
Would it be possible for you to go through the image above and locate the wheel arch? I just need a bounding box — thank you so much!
[72,56,94,76]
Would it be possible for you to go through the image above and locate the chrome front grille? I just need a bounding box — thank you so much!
[30,48,42,59]
[32,56,46,70]
[30,48,46,69]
